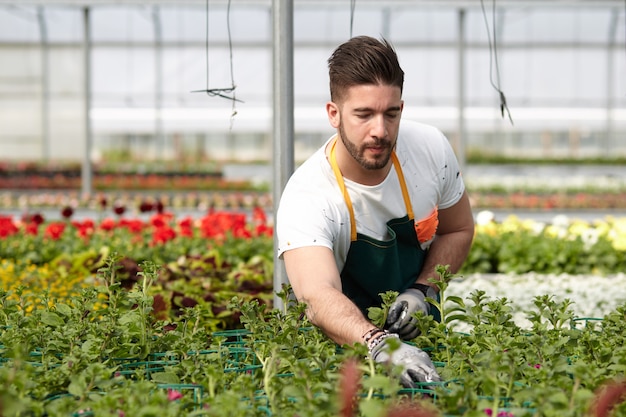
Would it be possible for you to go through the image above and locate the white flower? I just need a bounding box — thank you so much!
[551,214,570,229]
[580,228,600,250]
[475,210,496,226]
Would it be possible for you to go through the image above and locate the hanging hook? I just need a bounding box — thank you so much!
[480,0,513,125]
[191,0,243,105]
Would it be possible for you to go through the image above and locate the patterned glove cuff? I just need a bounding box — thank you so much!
[363,328,399,354]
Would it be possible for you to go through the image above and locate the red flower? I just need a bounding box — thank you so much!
[155,199,164,213]
[98,195,108,209]
[44,222,66,240]
[150,213,173,228]
[138,200,154,213]
[252,206,267,225]
[152,226,176,245]
[119,219,145,234]
[179,224,194,238]
[167,389,183,401]
[24,222,39,236]
[113,203,126,216]
[21,212,44,225]
[199,211,248,239]
[61,206,74,219]
[255,224,273,237]
[31,213,45,225]
[0,216,19,238]
[73,219,95,239]
[485,410,514,417]
[100,218,117,231]
[178,217,193,229]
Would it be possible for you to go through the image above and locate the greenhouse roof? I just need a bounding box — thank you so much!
[1,0,625,6]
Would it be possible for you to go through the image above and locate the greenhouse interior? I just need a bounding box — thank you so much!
[3,2,626,416]
[1,0,625,167]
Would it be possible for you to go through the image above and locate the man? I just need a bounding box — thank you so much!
[276,36,474,388]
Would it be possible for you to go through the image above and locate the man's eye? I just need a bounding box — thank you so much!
[386,113,399,119]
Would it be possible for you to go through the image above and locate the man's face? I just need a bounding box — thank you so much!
[327,83,403,171]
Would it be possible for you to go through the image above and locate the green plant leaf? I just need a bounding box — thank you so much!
[150,372,180,384]
[40,311,64,327]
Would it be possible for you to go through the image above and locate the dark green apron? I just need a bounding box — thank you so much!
[330,138,438,319]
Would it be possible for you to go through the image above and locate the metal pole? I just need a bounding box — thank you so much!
[153,6,164,160]
[82,7,93,196]
[605,8,618,156]
[272,0,294,311]
[457,8,467,174]
[37,6,50,162]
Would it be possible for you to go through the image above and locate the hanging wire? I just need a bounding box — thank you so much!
[349,0,356,38]
[480,0,514,125]
[125,9,134,106]
[191,0,242,106]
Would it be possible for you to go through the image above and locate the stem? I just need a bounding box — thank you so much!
[257,349,277,409]
[569,377,580,410]
[506,368,515,399]
[491,390,499,417]
[365,357,376,400]
[208,375,215,398]
[261,355,274,408]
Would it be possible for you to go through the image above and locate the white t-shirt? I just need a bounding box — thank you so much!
[276,119,465,273]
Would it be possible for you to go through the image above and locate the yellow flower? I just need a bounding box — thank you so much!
[608,217,626,251]
[0,260,93,314]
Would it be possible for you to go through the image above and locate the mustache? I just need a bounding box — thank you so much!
[363,138,391,148]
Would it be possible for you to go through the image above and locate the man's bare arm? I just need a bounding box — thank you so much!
[283,246,376,346]
[416,190,475,287]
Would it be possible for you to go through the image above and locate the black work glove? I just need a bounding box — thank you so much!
[385,284,436,340]
[369,332,441,388]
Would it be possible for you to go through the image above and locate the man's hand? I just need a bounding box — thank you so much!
[385,285,436,340]
[369,332,441,388]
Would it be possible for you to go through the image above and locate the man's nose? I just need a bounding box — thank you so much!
[370,115,386,138]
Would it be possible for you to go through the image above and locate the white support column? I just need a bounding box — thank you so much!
[272,0,294,311]
[37,6,50,162]
[457,8,467,174]
[82,6,93,196]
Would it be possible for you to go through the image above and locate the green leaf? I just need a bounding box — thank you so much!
[40,311,64,327]
[548,391,569,407]
[67,377,85,397]
[54,303,72,316]
[150,372,180,384]
[119,311,140,325]
[445,295,466,307]
[446,314,471,323]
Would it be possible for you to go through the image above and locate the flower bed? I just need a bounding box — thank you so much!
[1,209,626,415]
[1,265,626,416]
[3,188,626,212]
[1,209,625,320]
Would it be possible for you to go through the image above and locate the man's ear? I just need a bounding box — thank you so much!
[326,101,340,128]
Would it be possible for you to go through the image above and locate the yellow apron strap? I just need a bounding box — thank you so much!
[330,138,358,241]
[330,138,415,242]
[391,152,415,221]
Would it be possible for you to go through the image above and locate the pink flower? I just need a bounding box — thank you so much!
[485,410,514,417]
[167,388,183,401]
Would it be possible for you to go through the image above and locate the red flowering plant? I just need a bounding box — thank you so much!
[0,206,274,327]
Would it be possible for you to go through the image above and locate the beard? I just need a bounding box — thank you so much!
[338,121,394,170]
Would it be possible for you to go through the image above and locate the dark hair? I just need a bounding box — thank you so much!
[328,36,404,102]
